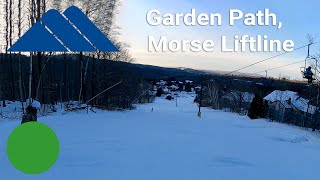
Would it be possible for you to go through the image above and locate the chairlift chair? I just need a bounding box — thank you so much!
[301,66,315,84]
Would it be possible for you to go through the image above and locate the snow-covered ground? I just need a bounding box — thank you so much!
[1,92,320,180]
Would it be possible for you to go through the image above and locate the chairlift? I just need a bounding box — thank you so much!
[301,66,315,84]
[301,55,316,84]
[300,44,317,84]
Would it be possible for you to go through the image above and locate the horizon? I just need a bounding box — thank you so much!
[1,1,319,80]
[117,0,320,80]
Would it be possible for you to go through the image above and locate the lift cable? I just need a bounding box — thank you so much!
[224,42,320,76]
[253,59,307,75]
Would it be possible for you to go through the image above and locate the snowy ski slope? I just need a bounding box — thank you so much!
[1,92,320,180]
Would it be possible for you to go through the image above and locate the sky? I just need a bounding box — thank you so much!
[117,0,320,79]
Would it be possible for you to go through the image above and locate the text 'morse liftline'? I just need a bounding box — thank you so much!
[146,8,294,53]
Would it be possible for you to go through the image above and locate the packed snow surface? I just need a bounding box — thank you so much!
[1,92,320,180]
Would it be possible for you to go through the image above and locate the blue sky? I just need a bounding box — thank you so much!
[118,0,320,79]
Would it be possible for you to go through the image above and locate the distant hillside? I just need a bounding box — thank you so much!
[0,53,207,104]
[0,53,206,80]
[127,63,206,80]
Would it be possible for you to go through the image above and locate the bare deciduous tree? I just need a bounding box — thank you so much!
[207,81,220,109]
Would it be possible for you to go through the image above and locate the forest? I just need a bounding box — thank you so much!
[0,0,167,112]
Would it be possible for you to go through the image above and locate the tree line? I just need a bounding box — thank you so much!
[195,75,320,130]
[0,0,155,112]
[0,53,152,110]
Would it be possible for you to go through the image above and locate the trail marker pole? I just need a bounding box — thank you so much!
[198,84,203,118]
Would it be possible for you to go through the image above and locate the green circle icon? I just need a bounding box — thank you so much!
[7,122,60,174]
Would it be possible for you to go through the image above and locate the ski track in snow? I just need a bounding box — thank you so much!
[1,92,320,180]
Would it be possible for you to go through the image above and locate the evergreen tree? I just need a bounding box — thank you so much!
[312,110,320,131]
[248,95,265,119]
[156,88,163,97]
[185,83,192,92]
